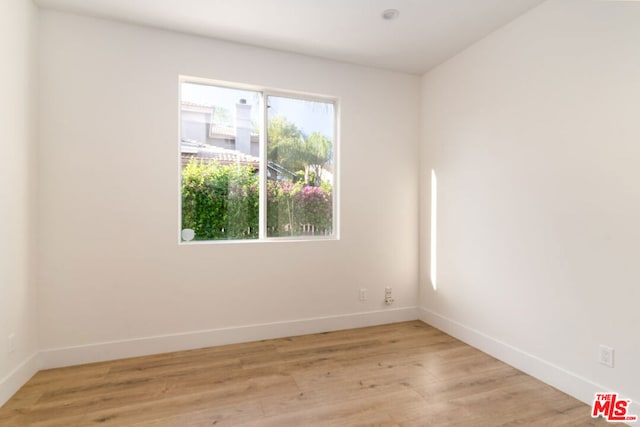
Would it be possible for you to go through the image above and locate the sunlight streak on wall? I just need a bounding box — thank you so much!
[430,169,437,290]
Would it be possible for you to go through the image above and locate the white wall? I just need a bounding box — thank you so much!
[37,10,420,365]
[0,0,40,405]
[420,0,639,413]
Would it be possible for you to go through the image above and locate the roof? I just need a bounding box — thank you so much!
[181,101,213,114]
[180,140,259,168]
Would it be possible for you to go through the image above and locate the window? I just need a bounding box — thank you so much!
[179,78,337,243]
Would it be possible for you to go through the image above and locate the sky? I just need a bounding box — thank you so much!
[181,82,334,139]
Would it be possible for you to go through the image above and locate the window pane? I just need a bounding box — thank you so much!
[266,95,335,237]
[180,82,261,241]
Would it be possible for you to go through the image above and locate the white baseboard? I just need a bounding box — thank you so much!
[0,352,41,407]
[41,307,419,370]
[418,307,638,425]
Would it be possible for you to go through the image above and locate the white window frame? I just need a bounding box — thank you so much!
[178,76,340,244]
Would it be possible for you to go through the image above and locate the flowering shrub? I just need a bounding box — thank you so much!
[294,185,332,230]
[267,180,332,237]
[182,159,332,240]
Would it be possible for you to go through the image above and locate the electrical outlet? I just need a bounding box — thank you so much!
[359,288,367,301]
[599,345,614,368]
[8,334,15,354]
[384,287,394,305]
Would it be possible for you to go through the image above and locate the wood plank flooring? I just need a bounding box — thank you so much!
[0,321,608,426]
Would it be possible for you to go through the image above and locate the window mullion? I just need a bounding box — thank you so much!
[258,92,268,240]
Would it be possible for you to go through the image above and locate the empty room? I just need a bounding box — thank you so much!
[1,0,638,425]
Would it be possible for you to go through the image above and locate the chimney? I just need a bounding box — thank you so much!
[235,99,252,155]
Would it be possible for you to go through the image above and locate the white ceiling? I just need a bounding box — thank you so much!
[34,0,546,75]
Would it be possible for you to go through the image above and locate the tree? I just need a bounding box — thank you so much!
[267,116,332,186]
[303,132,332,186]
[267,116,304,174]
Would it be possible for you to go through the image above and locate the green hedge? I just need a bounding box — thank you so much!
[181,160,259,240]
[181,160,332,240]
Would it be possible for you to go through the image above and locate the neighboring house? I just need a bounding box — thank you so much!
[181,139,298,181]
[181,100,300,181]
[181,99,259,157]
[180,139,260,169]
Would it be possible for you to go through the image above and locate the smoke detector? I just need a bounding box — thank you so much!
[382,9,399,20]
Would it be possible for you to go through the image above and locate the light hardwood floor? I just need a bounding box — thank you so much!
[0,321,607,426]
